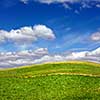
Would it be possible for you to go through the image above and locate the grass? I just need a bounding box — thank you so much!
[0,61,100,100]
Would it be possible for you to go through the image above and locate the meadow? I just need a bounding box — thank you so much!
[0,61,100,100]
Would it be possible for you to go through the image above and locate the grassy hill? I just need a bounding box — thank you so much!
[0,61,100,100]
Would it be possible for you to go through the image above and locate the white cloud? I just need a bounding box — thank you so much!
[35,0,100,4]
[33,25,55,40]
[71,51,88,58]
[81,1,91,8]
[0,25,55,44]
[96,4,100,8]
[35,0,80,4]
[33,55,66,64]
[0,48,48,68]
[62,3,71,9]
[74,10,80,14]
[33,47,100,64]
[20,0,28,4]
[91,32,100,41]
[0,47,100,68]
[88,47,100,56]
[20,0,100,9]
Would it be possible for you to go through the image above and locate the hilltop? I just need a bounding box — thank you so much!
[0,61,100,100]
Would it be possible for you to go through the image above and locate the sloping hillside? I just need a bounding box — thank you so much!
[0,61,100,100]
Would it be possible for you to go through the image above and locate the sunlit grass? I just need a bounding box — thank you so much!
[0,61,100,100]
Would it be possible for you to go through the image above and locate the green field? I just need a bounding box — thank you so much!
[0,61,100,100]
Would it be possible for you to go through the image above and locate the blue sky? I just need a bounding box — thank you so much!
[0,0,100,53]
[0,0,100,68]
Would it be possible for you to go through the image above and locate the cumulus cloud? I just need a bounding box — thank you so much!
[91,32,100,41]
[0,48,48,68]
[0,47,100,68]
[33,47,100,64]
[88,47,100,56]
[0,25,55,44]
